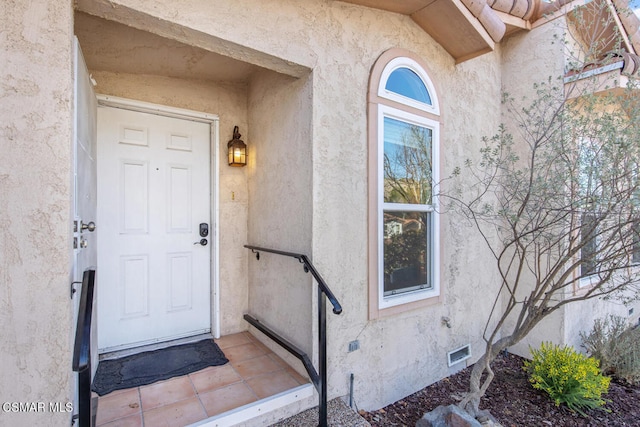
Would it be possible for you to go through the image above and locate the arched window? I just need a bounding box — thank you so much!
[368,50,441,318]
[378,56,439,115]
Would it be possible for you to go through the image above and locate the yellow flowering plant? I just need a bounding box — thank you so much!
[523,342,611,416]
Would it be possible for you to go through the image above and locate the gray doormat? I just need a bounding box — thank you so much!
[91,339,228,396]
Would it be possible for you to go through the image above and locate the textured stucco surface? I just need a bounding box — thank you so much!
[75,0,505,412]
[75,11,258,82]
[563,292,640,352]
[498,18,640,358]
[0,0,75,426]
[498,19,568,359]
[246,69,314,357]
[6,0,634,425]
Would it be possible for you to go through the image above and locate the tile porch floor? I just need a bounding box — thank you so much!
[94,332,309,427]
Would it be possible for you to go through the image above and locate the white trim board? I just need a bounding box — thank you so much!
[97,95,219,123]
[189,384,314,427]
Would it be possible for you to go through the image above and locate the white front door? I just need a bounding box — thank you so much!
[73,40,98,289]
[73,39,98,327]
[97,106,212,351]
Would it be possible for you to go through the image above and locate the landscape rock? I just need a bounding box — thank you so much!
[416,404,482,427]
[476,409,502,426]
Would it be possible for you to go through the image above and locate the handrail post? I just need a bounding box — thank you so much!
[244,244,341,427]
[318,285,328,427]
[72,269,96,427]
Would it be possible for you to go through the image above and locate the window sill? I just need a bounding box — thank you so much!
[369,292,441,320]
[380,287,439,309]
[579,275,596,288]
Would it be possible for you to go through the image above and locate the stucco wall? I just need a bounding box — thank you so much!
[90,71,250,335]
[325,48,506,409]
[510,288,640,358]
[564,294,640,352]
[74,0,507,412]
[499,20,568,359]
[500,16,640,359]
[246,69,314,356]
[0,1,75,426]
[8,0,640,424]
[294,2,506,409]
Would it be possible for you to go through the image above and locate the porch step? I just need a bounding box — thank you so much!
[189,383,314,427]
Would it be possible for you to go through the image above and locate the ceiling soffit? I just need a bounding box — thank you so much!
[74,12,259,82]
[75,0,312,80]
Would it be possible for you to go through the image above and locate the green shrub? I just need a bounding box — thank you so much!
[524,342,610,416]
[580,315,640,384]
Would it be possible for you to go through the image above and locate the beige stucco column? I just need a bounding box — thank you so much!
[1,1,76,426]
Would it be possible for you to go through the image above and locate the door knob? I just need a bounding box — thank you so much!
[194,239,208,246]
[81,221,96,232]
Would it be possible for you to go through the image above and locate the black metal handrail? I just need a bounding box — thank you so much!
[72,269,96,427]
[244,245,342,427]
[243,314,319,386]
[245,245,342,315]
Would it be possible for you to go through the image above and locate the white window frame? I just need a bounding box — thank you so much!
[377,105,440,309]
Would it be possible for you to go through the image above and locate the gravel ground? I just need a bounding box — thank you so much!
[270,397,371,427]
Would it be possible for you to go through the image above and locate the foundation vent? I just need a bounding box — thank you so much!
[447,344,471,367]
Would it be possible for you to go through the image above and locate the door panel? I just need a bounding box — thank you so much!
[73,37,98,417]
[97,106,211,351]
[73,39,98,282]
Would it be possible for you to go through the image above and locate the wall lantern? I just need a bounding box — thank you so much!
[227,126,247,167]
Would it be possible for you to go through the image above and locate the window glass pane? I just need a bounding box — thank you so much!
[577,138,600,202]
[581,212,597,276]
[385,67,432,105]
[383,211,430,296]
[383,117,432,204]
[633,221,640,264]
